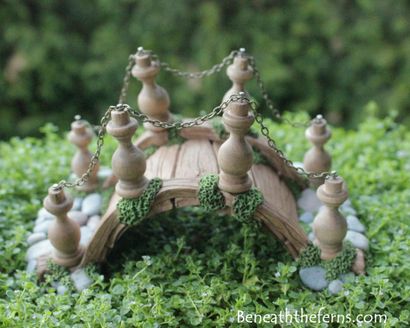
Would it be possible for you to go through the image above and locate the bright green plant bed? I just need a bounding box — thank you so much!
[0,105,409,327]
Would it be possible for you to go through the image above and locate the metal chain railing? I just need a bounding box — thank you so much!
[53,94,241,190]
[52,48,336,191]
[53,105,116,190]
[158,50,238,79]
[247,55,311,128]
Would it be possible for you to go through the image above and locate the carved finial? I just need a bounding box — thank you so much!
[106,109,148,198]
[217,98,254,194]
[303,114,332,187]
[68,118,99,192]
[43,186,83,267]
[313,175,348,260]
[132,48,171,132]
[223,49,254,102]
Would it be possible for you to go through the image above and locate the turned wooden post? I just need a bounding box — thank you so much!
[313,175,348,260]
[68,116,99,192]
[107,108,148,198]
[303,114,332,187]
[223,48,253,102]
[218,92,254,194]
[132,47,171,132]
[44,185,83,267]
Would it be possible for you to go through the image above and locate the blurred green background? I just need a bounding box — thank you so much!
[1,0,409,140]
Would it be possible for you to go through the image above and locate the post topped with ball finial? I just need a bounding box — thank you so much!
[218,92,254,194]
[107,107,148,198]
[68,115,99,192]
[132,46,171,132]
[313,173,348,260]
[303,114,332,187]
[223,48,254,102]
[43,185,83,267]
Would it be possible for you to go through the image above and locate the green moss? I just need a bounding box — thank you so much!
[117,178,163,226]
[232,188,264,223]
[298,242,358,281]
[324,242,358,281]
[298,243,321,267]
[198,174,225,211]
[44,260,75,290]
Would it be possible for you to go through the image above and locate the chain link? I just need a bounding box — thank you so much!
[118,54,136,104]
[247,56,311,128]
[53,105,116,190]
[155,50,238,79]
[249,102,335,179]
[120,93,243,129]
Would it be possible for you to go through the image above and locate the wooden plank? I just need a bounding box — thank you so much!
[251,164,298,222]
[174,139,218,178]
[247,136,307,188]
[134,130,169,149]
[81,178,308,265]
[178,121,221,142]
[173,140,218,207]
[145,144,180,180]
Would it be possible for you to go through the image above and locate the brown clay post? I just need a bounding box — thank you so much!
[223,48,253,102]
[107,108,148,198]
[313,175,348,260]
[68,116,99,192]
[132,47,171,132]
[218,92,254,194]
[44,185,83,267]
[303,114,332,187]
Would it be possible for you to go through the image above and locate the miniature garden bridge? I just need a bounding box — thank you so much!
[41,48,336,272]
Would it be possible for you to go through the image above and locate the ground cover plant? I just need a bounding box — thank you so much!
[0,104,409,327]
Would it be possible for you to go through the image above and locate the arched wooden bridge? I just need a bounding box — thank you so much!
[80,123,309,267]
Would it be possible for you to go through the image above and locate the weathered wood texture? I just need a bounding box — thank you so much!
[81,138,308,267]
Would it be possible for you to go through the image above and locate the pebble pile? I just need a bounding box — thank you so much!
[297,186,368,295]
[25,168,112,292]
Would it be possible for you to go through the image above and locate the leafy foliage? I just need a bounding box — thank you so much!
[2,0,410,139]
[117,178,163,226]
[0,108,409,326]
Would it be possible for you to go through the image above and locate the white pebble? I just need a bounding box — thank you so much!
[26,239,53,261]
[344,231,369,251]
[297,189,322,213]
[37,207,55,221]
[80,226,94,246]
[87,215,101,231]
[72,197,83,211]
[70,268,93,291]
[34,220,52,234]
[346,215,366,233]
[68,211,88,226]
[27,232,47,245]
[81,193,102,216]
[328,279,344,295]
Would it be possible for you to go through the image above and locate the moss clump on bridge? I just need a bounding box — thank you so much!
[117,178,163,226]
[232,188,264,223]
[198,174,225,212]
